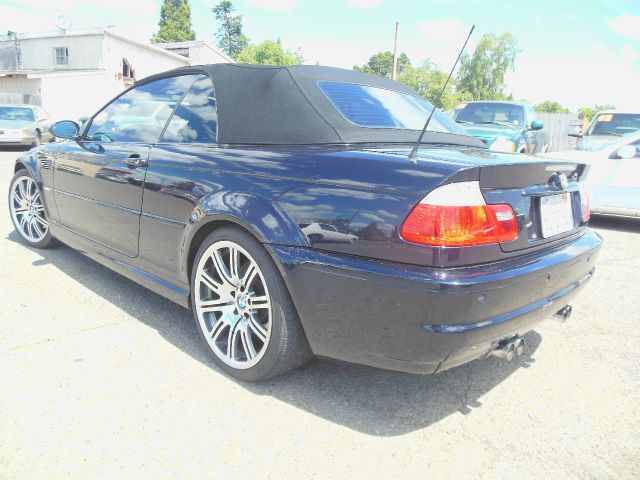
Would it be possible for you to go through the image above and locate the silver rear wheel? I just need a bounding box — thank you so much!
[194,240,272,370]
[9,174,49,244]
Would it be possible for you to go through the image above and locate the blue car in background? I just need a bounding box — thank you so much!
[453,101,549,154]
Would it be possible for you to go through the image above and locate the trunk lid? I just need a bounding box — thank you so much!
[374,146,589,253]
[475,160,587,252]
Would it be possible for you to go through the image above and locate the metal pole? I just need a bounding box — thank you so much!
[391,21,399,80]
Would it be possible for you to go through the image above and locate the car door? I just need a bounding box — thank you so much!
[136,74,218,279]
[53,74,198,257]
[524,106,538,153]
[594,139,640,211]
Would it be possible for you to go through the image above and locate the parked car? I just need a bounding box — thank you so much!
[9,64,600,381]
[0,104,53,147]
[541,131,640,217]
[570,110,640,151]
[453,101,550,153]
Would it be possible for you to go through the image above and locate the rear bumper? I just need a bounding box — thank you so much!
[271,229,602,374]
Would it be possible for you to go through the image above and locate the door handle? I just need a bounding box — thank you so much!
[122,153,148,168]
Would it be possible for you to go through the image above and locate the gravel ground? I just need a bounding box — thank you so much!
[1,148,639,479]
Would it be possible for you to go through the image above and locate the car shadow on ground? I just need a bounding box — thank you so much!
[589,215,640,234]
[7,231,542,436]
[0,146,30,153]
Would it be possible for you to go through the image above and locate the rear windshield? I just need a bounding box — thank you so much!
[588,113,640,136]
[318,81,464,134]
[453,102,525,127]
[0,106,35,122]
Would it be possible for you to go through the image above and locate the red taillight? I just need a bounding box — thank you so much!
[580,188,590,222]
[400,182,518,247]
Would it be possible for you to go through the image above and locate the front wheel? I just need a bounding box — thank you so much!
[190,226,312,381]
[8,170,55,248]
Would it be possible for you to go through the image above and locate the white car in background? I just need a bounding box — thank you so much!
[301,222,358,244]
[570,110,640,151]
[541,131,640,217]
[0,104,53,147]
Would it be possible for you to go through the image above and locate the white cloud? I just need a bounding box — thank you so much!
[593,44,615,57]
[506,52,640,112]
[608,13,640,41]
[415,19,473,69]
[622,45,640,60]
[1,0,158,41]
[248,0,297,12]
[346,0,385,8]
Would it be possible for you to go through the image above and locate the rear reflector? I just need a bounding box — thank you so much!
[580,187,590,222]
[401,181,518,247]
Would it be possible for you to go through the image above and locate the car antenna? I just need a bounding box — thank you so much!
[408,25,475,161]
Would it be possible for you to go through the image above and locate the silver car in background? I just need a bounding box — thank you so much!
[0,104,53,147]
[541,131,640,217]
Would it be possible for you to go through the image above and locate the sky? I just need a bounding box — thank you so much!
[1,0,639,111]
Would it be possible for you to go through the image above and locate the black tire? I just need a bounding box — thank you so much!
[33,130,41,148]
[190,226,312,381]
[8,170,55,248]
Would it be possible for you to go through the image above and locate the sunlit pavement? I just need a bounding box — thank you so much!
[1,149,638,479]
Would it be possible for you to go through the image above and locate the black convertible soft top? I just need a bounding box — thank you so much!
[141,63,483,147]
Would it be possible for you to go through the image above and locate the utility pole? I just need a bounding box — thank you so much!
[391,21,399,80]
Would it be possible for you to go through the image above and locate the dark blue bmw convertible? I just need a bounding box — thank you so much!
[8,64,601,380]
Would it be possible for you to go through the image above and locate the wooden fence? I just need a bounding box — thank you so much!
[537,113,579,152]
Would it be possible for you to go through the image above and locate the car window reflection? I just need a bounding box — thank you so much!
[85,75,198,143]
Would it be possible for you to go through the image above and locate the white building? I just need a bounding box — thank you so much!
[0,28,231,121]
[157,40,233,65]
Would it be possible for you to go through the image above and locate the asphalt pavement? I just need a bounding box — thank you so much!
[1,148,639,479]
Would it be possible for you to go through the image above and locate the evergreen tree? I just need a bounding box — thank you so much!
[212,0,249,58]
[151,0,196,43]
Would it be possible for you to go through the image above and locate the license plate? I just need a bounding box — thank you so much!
[540,193,574,238]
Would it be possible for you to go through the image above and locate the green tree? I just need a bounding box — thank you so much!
[534,101,570,114]
[236,40,301,65]
[151,0,196,43]
[397,62,470,110]
[353,51,411,78]
[212,0,249,58]
[457,33,518,100]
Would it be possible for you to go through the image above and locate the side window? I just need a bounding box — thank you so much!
[85,75,198,143]
[161,75,218,143]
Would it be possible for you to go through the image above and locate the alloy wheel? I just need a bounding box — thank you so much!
[194,240,272,369]
[10,175,48,243]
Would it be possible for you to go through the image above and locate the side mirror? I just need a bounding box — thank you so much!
[568,125,583,138]
[530,120,544,130]
[615,145,636,159]
[51,120,80,139]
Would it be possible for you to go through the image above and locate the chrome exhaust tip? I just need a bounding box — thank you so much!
[554,305,573,322]
[491,336,525,361]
